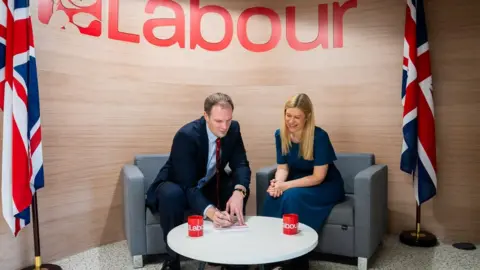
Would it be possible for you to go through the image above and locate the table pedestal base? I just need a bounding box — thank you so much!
[197,262,265,270]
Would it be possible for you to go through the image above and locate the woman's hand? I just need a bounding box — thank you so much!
[267,179,288,198]
[267,179,281,197]
[272,181,289,193]
[267,185,282,198]
[267,179,277,197]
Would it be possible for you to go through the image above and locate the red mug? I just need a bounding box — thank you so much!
[283,213,299,235]
[188,215,204,237]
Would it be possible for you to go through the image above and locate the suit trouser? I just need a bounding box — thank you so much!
[155,176,250,259]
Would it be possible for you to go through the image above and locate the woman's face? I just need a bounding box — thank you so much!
[285,108,306,134]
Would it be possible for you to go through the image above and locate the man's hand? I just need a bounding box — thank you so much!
[226,191,245,225]
[212,210,233,228]
[206,207,233,228]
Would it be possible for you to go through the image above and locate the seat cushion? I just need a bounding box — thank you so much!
[146,208,196,225]
[146,224,167,255]
[325,195,354,226]
[316,223,355,257]
[146,208,161,225]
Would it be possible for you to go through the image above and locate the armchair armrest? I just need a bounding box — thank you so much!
[255,165,277,215]
[353,164,388,258]
[122,164,147,256]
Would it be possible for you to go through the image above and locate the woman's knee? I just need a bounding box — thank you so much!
[262,194,280,212]
[282,188,303,201]
[263,193,277,205]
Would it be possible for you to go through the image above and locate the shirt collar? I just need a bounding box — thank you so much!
[206,123,218,143]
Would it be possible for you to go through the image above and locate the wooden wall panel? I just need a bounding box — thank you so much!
[1,0,479,268]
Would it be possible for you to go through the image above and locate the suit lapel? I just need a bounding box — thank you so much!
[199,117,209,169]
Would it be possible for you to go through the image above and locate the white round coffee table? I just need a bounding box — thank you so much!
[167,216,318,269]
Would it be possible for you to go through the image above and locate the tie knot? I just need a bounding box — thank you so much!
[216,138,220,145]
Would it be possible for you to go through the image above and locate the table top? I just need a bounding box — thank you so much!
[166,216,318,265]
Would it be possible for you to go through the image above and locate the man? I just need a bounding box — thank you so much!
[146,93,251,270]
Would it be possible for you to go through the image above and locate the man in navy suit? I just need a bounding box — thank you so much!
[146,93,251,270]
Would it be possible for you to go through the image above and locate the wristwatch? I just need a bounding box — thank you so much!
[234,188,246,197]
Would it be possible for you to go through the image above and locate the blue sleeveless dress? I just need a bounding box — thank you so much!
[262,127,345,230]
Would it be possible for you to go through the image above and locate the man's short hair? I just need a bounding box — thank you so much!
[204,92,234,115]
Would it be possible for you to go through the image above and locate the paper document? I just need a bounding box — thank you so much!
[213,222,249,232]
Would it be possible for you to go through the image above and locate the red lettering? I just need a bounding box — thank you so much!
[237,7,281,52]
[143,0,185,48]
[286,4,328,50]
[333,0,357,48]
[108,0,140,43]
[189,225,203,231]
[37,0,353,51]
[190,0,233,51]
[283,223,297,229]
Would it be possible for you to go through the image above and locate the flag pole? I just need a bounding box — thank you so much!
[20,193,62,270]
[399,174,437,247]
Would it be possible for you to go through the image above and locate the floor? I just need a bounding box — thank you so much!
[52,235,479,270]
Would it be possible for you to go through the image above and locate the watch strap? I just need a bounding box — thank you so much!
[234,188,246,197]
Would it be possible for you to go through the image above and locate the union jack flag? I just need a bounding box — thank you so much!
[401,0,437,205]
[1,0,45,236]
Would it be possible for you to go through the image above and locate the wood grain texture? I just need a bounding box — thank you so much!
[1,0,479,268]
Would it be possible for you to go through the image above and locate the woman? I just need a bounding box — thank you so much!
[262,93,346,270]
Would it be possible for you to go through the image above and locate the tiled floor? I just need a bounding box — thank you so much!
[53,235,479,270]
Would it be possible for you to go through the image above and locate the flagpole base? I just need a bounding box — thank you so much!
[452,242,476,250]
[399,230,438,247]
[20,264,62,270]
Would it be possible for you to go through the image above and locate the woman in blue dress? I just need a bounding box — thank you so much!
[262,93,346,270]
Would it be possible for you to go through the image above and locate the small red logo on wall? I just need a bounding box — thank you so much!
[37,0,102,37]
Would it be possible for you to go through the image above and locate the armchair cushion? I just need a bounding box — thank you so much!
[122,164,147,256]
[334,153,375,194]
[326,195,354,226]
[353,164,388,258]
[133,154,169,191]
[255,165,277,215]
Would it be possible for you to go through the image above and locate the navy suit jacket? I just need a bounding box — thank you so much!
[146,116,251,215]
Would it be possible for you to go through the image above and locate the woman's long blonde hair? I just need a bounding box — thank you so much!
[280,93,316,160]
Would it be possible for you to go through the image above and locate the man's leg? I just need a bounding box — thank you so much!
[156,181,187,270]
[219,176,250,270]
[199,177,248,269]
[201,174,249,213]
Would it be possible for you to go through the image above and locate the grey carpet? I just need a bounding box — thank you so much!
[53,235,479,270]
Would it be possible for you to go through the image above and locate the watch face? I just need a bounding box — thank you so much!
[236,189,245,195]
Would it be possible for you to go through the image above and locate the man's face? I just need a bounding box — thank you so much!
[204,104,233,138]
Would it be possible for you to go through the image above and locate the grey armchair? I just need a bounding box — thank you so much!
[256,153,388,270]
[122,154,170,268]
